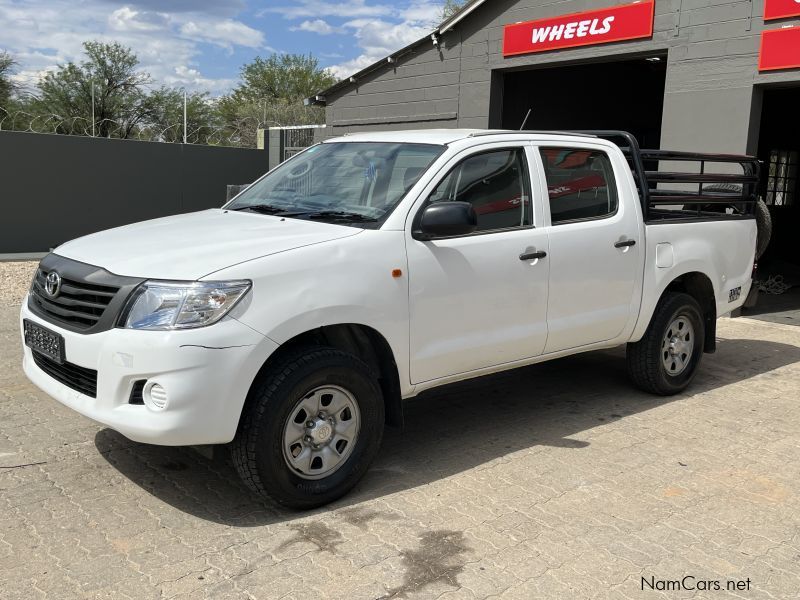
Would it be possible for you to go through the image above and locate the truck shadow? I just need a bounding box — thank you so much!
[94,337,800,525]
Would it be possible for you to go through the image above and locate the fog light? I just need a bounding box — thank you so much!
[146,383,168,410]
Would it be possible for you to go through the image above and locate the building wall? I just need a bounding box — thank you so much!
[324,0,800,154]
[0,131,268,253]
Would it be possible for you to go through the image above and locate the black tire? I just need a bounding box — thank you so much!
[231,346,385,509]
[753,198,772,259]
[626,292,705,396]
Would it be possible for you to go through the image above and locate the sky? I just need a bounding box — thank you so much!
[1,0,445,96]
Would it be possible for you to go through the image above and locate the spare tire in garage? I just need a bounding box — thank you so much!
[683,183,772,259]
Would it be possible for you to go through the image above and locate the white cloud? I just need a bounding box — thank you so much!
[166,66,235,93]
[179,19,264,50]
[261,0,392,20]
[97,0,245,16]
[292,19,339,35]
[399,1,442,27]
[0,0,264,96]
[328,9,438,79]
[108,7,169,32]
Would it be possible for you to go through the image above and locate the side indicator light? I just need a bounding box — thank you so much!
[392,269,403,278]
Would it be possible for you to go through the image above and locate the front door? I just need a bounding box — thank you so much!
[407,146,550,384]
[537,145,641,353]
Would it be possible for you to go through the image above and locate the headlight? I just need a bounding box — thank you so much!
[122,280,251,330]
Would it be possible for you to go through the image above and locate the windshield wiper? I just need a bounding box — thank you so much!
[300,210,378,223]
[230,203,290,215]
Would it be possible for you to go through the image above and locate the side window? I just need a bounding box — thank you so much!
[540,148,618,225]
[427,148,532,232]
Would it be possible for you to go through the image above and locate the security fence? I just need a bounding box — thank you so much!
[0,129,268,253]
[0,106,328,150]
[265,124,327,169]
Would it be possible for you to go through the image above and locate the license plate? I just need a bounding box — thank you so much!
[24,319,65,364]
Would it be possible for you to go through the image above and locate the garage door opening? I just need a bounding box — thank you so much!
[497,56,667,149]
[743,86,800,325]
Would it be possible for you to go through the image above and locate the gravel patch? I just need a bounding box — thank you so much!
[0,261,38,306]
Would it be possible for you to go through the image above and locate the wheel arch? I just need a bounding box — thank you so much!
[245,323,404,429]
[661,271,717,353]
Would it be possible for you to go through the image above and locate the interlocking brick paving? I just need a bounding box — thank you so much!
[2,307,799,599]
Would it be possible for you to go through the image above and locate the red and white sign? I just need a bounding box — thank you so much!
[759,26,800,71]
[503,1,655,57]
[764,0,800,21]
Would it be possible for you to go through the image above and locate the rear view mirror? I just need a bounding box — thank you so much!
[415,202,477,240]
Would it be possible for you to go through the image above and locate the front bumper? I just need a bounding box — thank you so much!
[20,298,278,446]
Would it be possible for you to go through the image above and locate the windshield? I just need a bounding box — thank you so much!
[225,142,445,227]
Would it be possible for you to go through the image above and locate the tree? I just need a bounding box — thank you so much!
[35,41,151,138]
[0,51,16,108]
[144,87,219,144]
[229,54,337,105]
[217,53,337,147]
[442,0,468,20]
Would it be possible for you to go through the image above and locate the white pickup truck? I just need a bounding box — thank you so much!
[21,129,761,508]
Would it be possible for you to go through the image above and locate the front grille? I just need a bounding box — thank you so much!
[30,269,119,330]
[32,351,98,398]
[27,254,145,334]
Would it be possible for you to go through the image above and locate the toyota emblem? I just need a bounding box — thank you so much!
[44,271,62,298]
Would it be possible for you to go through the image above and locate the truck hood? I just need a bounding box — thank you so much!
[54,209,362,280]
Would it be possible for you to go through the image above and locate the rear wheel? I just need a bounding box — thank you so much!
[231,346,385,509]
[627,292,705,395]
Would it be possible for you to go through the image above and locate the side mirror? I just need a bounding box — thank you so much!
[415,202,478,240]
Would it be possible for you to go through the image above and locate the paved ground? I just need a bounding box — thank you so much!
[743,288,800,328]
[1,306,799,600]
[0,261,37,306]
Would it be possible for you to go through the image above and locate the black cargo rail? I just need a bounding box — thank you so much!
[571,131,761,223]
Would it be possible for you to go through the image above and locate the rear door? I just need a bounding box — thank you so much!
[535,144,642,353]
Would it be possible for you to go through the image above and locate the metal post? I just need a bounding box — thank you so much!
[183,90,187,144]
[91,82,95,137]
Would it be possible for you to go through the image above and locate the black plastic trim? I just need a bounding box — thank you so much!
[28,254,145,335]
[31,351,98,398]
[129,380,146,405]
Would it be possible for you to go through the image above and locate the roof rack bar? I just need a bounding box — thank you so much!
[467,130,597,138]
[645,172,759,184]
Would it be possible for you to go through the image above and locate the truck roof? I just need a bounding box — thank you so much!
[323,129,597,146]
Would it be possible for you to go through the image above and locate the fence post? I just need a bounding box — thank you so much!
[183,91,187,144]
[268,128,282,170]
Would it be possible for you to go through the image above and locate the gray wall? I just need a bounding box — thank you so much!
[324,0,800,155]
[0,131,268,253]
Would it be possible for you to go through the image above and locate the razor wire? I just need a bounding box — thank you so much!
[0,107,284,148]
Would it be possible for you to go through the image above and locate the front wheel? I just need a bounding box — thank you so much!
[626,292,705,395]
[231,347,385,509]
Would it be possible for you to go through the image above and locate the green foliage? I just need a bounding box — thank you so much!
[2,45,339,147]
[35,41,152,138]
[144,87,219,144]
[0,51,16,107]
[217,53,336,146]
[229,54,337,105]
[442,0,468,20]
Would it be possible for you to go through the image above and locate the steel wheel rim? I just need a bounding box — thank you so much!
[282,385,361,480]
[661,315,695,376]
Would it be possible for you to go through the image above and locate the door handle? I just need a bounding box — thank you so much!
[614,240,637,248]
[519,250,547,261]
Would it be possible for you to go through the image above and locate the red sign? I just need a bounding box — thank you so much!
[503,1,655,57]
[759,26,800,71]
[764,0,800,21]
